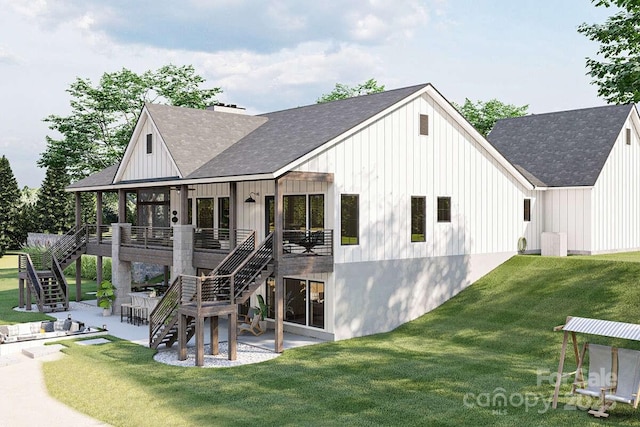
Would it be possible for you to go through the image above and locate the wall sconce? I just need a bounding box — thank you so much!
[245,192,259,203]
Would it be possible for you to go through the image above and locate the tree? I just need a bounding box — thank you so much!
[39,64,222,181]
[317,79,385,103]
[34,166,74,234]
[0,156,21,255]
[578,0,640,104]
[14,186,39,247]
[452,98,529,136]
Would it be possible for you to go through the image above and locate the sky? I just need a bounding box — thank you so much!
[0,0,616,188]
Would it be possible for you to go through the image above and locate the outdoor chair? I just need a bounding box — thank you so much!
[238,311,264,336]
[596,347,640,417]
[574,343,617,417]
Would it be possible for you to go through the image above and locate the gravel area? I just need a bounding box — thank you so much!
[153,342,280,368]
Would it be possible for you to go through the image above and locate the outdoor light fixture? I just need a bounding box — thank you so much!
[245,192,259,203]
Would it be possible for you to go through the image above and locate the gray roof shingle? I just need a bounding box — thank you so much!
[145,103,267,177]
[67,164,118,189]
[187,83,429,179]
[488,104,634,187]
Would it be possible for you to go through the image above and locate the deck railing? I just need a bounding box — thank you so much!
[121,226,174,249]
[87,224,113,244]
[193,228,252,251]
[282,229,333,256]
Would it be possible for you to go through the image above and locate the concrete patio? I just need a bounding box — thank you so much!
[11,299,325,359]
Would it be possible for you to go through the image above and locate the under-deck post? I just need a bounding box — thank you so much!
[96,191,103,287]
[274,177,284,353]
[178,312,187,361]
[228,312,237,360]
[75,192,82,301]
[552,331,569,409]
[195,314,205,367]
[26,282,31,311]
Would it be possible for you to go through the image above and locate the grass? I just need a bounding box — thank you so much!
[6,254,640,425]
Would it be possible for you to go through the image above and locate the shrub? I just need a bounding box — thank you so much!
[64,255,112,282]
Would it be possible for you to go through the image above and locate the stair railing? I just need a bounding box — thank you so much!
[149,275,182,347]
[149,231,259,348]
[230,232,274,301]
[20,253,44,311]
[51,255,69,310]
[43,225,88,270]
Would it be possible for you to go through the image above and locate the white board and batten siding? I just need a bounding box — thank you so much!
[590,111,640,253]
[543,188,592,254]
[120,114,179,182]
[294,92,542,264]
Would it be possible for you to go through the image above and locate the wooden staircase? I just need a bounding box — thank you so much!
[18,225,88,312]
[150,232,274,349]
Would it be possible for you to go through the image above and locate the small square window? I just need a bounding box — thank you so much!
[437,197,451,223]
[419,114,429,136]
[626,128,632,145]
[524,198,531,222]
[146,133,153,154]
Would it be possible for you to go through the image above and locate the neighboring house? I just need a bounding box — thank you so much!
[55,83,637,351]
[489,103,640,254]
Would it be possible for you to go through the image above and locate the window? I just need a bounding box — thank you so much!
[265,194,325,234]
[188,198,193,224]
[137,188,170,227]
[266,277,325,329]
[524,198,531,222]
[196,198,214,228]
[218,197,230,239]
[419,114,429,136]
[437,197,451,223]
[341,194,359,245]
[309,194,325,230]
[146,133,153,154]
[627,128,632,145]
[411,197,426,242]
[284,195,306,230]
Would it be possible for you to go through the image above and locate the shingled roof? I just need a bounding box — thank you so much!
[67,164,118,189]
[488,104,634,187]
[144,103,267,177]
[187,83,429,179]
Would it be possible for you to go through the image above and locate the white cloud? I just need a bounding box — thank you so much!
[0,46,19,64]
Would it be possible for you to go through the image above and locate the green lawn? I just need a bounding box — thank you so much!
[5,254,640,425]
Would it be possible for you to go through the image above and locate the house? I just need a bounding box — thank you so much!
[488,103,640,254]
[27,83,636,355]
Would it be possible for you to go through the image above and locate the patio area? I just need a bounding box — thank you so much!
[13,299,325,367]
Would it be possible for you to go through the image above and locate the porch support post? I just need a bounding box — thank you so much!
[274,177,284,353]
[111,223,132,313]
[96,191,103,288]
[179,184,189,225]
[229,181,237,248]
[74,192,82,302]
[118,189,126,223]
[172,225,195,280]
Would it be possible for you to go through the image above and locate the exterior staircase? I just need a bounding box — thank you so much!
[18,225,88,312]
[150,231,274,349]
